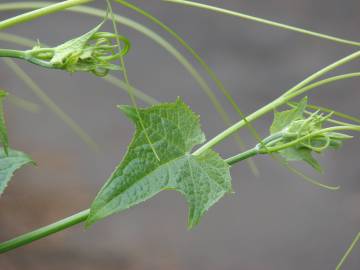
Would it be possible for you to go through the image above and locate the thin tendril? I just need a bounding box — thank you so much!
[163,0,360,47]
[336,232,360,270]
[106,0,160,160]
[335,232,360,270]
[281,160,340,190]
[288,101,360,126]
[114,0,261,176]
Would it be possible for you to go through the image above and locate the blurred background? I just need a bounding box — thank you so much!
[0,0,360,269]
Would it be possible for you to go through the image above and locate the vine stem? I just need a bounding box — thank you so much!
[0,209,90,253]
[0,49,26,59]
[0,149,258,253]
[0,50,359,255]
[193,50,360,156]
[0,49,55,68]
[0,0,359,256]
[0,0,93,30]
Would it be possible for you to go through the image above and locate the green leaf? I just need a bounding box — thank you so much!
[87,98,232,228]
[0,148,34,196]
[50,22,104,67]
[269,97,324,172]
[0,90,9,155]
[279,147,322,173]
[270,96,307,134]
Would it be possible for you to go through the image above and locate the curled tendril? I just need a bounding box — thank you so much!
[280,110,347,153]
[259,97,357,173]
[300,134,330,152]
[25,21,130,76]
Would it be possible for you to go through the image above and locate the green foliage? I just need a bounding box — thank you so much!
[0,0,359,261]
[87,98,232,228]
[0,148,33,196]
[26,21,130,76]
[0,90,34,197]
[268,97,352,172]
[270,97,308,134]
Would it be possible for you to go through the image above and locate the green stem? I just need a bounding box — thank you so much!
[226,132,284,165]
[0,0,93,30]
[164,0,360,47]
[0,146,262,253]
[226,148,258,165]
[3,51,356,255]
[285,72,360,99]
[0,48,55,68]
[193,50,360,156]
[0,209,90,253]
[0,49,27,59]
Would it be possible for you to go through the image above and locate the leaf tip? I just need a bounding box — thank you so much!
[117,104,138,121]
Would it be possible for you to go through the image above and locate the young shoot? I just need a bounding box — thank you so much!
[227,96,357,178]
[262,97,355,172]
[0,21,130,76]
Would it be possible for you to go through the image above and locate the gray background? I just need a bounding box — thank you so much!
[1,0,360,269]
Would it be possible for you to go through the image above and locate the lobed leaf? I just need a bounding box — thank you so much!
[50,22,104,66]
[0,148,34,196]
[87,98,232,228]
[270,96,307,134]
